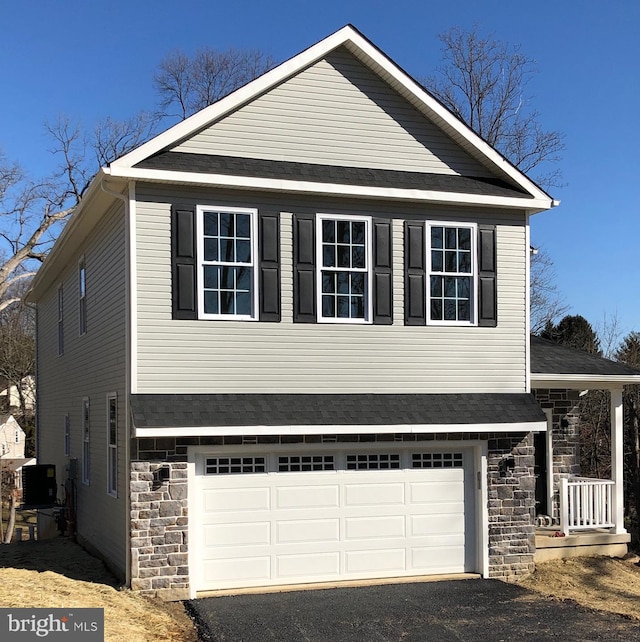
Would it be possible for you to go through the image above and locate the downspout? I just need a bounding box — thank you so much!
[100,178,133,587]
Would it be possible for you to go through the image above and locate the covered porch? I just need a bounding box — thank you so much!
[530,335,640,561]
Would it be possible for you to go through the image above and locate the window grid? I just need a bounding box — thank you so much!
[412,452,463,468]
[278,455,335,472]
[318,215,370,322]
[199,208,257,319]
[205,456,266,475]
[429,224,474,323]
[107,395,117,496]
[346,453,401,470]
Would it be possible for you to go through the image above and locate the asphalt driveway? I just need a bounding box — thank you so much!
[188,578,640,642]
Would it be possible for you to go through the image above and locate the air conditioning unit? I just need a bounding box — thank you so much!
[22,464,57,508]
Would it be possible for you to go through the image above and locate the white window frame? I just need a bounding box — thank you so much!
[57,284,64,356]
[107,393,117,497]
[195,205,259,320]
[426,221,478,326]
[79,257,87,336]
[316,213,373,324]
[64,414,70,457]
[82,397,90,485]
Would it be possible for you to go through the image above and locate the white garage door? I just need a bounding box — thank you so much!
[192,447,476,592]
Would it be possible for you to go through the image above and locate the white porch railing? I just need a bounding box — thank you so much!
[559,477,615,536]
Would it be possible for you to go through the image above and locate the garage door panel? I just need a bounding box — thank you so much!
[345,549,406,573]
[275,485,340,509]
[344,483,405,506]
[204,522,271,547]
[411,545,465,571]
[276,519,340,544]
[409,479,465,503]
[204,556,271,582]
[203,487,270,512]
[277,552,340,578]
[411,513,465,536]
[344,515,406,540]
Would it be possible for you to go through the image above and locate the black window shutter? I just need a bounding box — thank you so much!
[293,213,316,322]
[171,207,197,320]
[259,213,280,322]
[372,218,393,324]
[404,221,426,325]
[478,225,497,327]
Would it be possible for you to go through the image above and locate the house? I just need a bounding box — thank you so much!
[0,376,36,414]
[26,25,640,601]
[0,414,26,459]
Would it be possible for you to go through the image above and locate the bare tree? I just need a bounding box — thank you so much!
[530,247,569,334]
[424,27,564,187]
[154,47,276,120]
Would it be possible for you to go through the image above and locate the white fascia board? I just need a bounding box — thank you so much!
[105,166,550,210]
[109,25,554,208]
[134,420,547,438]
[531,374,640,389]
[111,26,360,169]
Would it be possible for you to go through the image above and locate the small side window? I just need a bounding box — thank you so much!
[79,258,87,335]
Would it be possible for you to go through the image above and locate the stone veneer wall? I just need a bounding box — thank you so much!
[129,430,537,599]
[532,388,581,520]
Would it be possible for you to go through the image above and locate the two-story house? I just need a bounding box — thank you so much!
[28,25,638,601]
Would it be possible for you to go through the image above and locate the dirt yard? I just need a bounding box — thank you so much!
[520,554,640,620]
[2,536,640,641]
[0,537,198,642]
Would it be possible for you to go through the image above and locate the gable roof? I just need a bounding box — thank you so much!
[107,25,555,212]
[530,335,640,388]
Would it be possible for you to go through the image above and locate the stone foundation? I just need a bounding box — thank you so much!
[130,462,189,600]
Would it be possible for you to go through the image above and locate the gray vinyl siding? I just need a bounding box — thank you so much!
[172,47,491,178]
[134,184,527,394]
[35,202,128,578]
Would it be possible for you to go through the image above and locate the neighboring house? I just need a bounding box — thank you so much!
[0,376,36,413]
[0,415,26,459]
[26,25,640,600]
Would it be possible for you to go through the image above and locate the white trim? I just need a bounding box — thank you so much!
[316,213,372,324]
[187,452,198,599]
[525,217,531,392]
[531,374,640,388]
[477,441,489,578]
[135,420,546,438]
[105,166,551,211]
[543,407,554,517]
[425,221,477,326]
[195,205,259,320]
[109,26,552,207]
[611,387,626,534]
[128,182,138,394]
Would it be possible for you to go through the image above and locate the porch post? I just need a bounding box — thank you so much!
[611,387,626,534]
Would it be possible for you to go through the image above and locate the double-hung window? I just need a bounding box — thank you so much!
[82,397,90,484]
[196,206,258,319]
[317,214,372,323]
[107,394,117,497]
[79,258,87,335]
[57,285,64,355]
[427,222,477,325]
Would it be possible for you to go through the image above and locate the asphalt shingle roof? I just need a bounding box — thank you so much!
[530,335,640,376]
[134,151,531,199]
[130,392,545,429]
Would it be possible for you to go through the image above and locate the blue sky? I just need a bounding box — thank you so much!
[2,0,639,338]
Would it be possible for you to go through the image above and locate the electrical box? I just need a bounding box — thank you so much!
[22,464,57,508]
